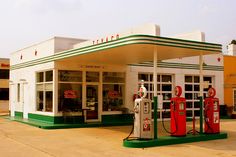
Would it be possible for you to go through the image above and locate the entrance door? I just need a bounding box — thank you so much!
[86,84,99,121]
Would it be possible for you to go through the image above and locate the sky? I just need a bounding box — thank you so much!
[0,0,236,58]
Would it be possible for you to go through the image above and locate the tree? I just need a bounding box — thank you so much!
[230,40,236,45]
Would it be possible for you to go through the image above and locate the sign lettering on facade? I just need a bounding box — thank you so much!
[1,63,10,68]
[93,34,119,45]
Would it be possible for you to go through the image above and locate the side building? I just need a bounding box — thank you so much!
[0,58,10,113]
[224,43,236,117]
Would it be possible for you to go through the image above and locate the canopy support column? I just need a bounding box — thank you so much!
[153,48,158,139]
[199,53,204,134]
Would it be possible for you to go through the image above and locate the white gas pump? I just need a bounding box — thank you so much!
[133,81,153,139]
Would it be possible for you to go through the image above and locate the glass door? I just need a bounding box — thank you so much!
[86,85,99,121]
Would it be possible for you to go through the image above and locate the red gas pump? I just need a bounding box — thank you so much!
[170,86,186,136]
[204,87,220,134]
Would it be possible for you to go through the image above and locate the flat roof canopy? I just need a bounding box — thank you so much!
[11,35,222,70]
[56,35,222,65]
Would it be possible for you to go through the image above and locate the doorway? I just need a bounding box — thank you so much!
[85,84,99,121]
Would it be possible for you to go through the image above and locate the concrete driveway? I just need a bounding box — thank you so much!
[0,117,235,157]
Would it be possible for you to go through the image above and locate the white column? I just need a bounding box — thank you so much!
[199,54,203,97]
[153,48,157,96]
[53,69,58,115]
[153,47,158,139]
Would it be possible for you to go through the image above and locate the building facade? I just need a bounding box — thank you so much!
[0,58,10,113]
[10,24,223,124]
[224,43,236,116]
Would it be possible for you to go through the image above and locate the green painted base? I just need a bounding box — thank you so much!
[11,112,133,129]
[123,132,228,148]
[8,116,132,129]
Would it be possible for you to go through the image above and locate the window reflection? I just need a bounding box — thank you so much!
[103,84,124,111]
[58,83,82,112]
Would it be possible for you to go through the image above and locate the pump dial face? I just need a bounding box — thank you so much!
[208,87,216,98]
[174,86,182,97]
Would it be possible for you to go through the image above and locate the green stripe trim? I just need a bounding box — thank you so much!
[11,35,222,70]
[129,62,224,71]
[15,111,23,117]
[136,34,221,46]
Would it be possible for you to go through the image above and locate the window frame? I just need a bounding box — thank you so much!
[58,70,83,112]
[138,73,174,119]
[184,75,214,118]
[102,72,126,112]
[36,70,53,112]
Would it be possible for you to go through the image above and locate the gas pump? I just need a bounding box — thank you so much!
[133,81,152,139]
[204,87,220,134]
[170,86,186,136]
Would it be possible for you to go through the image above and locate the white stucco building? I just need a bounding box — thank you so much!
[10,24,223,125]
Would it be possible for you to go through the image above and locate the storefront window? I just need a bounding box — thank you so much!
[58,70,83,112]
[36,70,53,112]
[103,72,125,111]
[58,83,82,112]
[103,84,124,111]
[59,70,82,82]
[86,72,99,82]
[103,72,125,83]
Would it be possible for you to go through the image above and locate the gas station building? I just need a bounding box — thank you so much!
[9,24,223,125]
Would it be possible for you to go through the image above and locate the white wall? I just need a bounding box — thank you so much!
[10,62,54,117]
[164,54,223,66]
[11,37,86,66]
[11,38,55,65]
[125,67,138,111]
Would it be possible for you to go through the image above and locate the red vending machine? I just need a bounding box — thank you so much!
[170,86,186,136]
[204,87,220,134]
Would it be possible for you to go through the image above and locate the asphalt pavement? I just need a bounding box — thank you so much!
[0,117,235,157]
